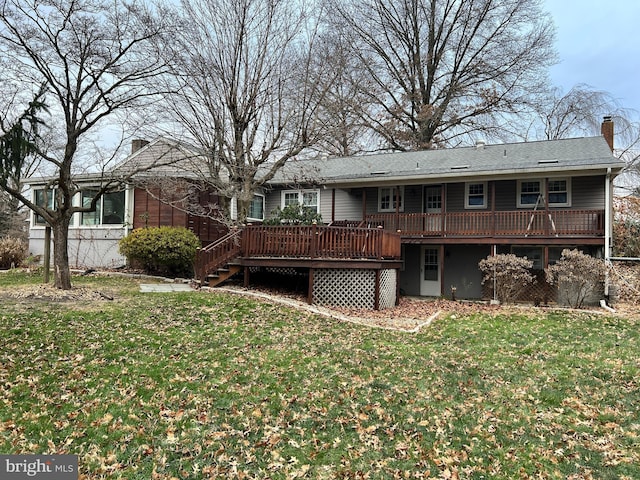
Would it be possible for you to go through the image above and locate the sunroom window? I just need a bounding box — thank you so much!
[247,194,265,221]
[33,188,55,226]
[81,190,125,225]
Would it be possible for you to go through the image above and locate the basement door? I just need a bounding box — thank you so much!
[420,246,441,297]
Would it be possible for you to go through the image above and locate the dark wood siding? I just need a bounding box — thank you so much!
[133,187,227,245]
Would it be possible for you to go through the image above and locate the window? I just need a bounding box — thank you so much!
[518,180,542,207]
[512,246,542,269]
[378,186,404,212]
[33,188,55,225]
[281,189,320,213]
[81,190,125,226]
[247,194,265,221]
[548,179,570,206]
[517,179,570,208]
[465,182,487,209]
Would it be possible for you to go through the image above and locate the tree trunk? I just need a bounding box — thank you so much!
[52,217,72,290]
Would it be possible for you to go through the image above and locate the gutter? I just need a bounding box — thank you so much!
[604,167,612,297]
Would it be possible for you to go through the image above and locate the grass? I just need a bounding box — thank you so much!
[0,271,638,479]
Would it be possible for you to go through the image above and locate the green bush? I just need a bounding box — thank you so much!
[119,226,201,277]
[263,203,323,225]
[0,236,28,269]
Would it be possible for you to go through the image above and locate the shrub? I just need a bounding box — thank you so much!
[263,203,323,225]
[119,226,201,277]
[479,254,534,304]
[545,249,606,308]
[0,236,28,269]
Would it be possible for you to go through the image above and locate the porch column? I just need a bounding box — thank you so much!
[442,184,447,236]
[439,244,445,297]
[544,178,550,236]
[395,186,400,231]
[491,181,496,237]
[362,189,367,223]
[331,188,336,223]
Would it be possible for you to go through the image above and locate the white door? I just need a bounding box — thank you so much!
[420,246,441,296]
[424,185,442,232]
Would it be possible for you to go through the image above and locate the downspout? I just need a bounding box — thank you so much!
[604,168,611,297]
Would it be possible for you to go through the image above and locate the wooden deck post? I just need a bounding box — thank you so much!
[243,266,250,288]
[308,268,314,304]
[374,269,381,310]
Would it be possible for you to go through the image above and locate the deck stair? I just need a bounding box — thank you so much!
[195,228,243,287]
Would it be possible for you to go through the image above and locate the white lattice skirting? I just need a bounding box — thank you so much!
[312,268,397,309]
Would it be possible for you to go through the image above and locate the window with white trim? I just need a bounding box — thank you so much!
[247,194,265,221]
[548,179,570,206]
[281,189,320,213]
[465,182,487,209]
[81,190,126,225]
[517,179,571,208]
[518,180,542,207]
[378,186,404,212]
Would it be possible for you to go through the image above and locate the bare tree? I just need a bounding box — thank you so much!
[158,0,327,222]
[0,0,174,289]
[310,32,376,157]
[529,84,640,196]
[325,0,556,150]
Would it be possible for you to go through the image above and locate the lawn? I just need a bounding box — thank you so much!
[0,271,638,479]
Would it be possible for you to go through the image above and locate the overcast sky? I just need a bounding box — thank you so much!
[544,0,640,114]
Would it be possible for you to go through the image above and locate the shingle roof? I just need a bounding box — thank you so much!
[271,136,625,186]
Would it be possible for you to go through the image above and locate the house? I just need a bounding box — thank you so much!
[25,119,625,308]
[25,138,228,269]
[248,119,624,305]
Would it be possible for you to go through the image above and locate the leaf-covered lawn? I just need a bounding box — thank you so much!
[1,272,639,479]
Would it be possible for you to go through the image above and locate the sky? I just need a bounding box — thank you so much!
[544,1,640,114]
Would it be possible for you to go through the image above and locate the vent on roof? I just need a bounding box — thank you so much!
[370,170,389,175]
[451,165,470,170]
[538,159,558,164]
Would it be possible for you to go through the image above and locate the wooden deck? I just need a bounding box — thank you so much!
[364,209,604,238]
[195,224,402,283]
[194,210,605,283]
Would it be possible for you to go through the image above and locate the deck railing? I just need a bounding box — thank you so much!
[365,209,604,237]
[194,228,242,283]
[242,224,401,259]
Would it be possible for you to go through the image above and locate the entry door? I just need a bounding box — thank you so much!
[420,246,441,297]
[423,185,442,232]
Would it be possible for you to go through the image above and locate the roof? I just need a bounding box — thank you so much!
[271,136,625,187]
[112,137,210,179]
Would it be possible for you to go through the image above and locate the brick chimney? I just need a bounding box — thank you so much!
[601,116,614,151]
[131,139,150,154]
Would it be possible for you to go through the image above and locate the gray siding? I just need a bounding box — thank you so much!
[443,244,491,299]
[571,175,604,209]
[264,187,361,223]
[327,175,606,218]
[399,244,421,296]
[330,188,362,221]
